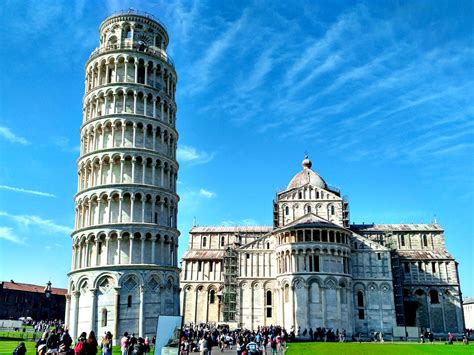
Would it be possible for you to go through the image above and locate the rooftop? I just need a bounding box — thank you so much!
[190,226,272,234]
[1,281,67,296]
[397,250,454,260]
[351,223,443,232]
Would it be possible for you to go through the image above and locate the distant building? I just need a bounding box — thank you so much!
[0,281,66,321]
[180,156,465,336]
[463,297,474,329]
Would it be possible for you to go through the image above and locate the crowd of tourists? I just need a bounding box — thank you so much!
[11,323,472,354]
[33,320,65,334]
[178,323,289,354]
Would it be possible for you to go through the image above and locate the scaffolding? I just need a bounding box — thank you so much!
[391,250,406,326]
[222,246,239,322]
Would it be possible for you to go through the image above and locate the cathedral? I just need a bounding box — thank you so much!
[180,156,464,336]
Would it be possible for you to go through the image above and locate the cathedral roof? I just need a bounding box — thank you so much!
[397,250,454,260]
[190,226,272,234]
[351,223,443,232]
[286,156,327,191]
[182,250,225,260]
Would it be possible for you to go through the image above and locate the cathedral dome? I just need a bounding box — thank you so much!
[286,156,327,190]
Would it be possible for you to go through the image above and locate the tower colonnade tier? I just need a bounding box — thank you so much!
[66,11,180,343]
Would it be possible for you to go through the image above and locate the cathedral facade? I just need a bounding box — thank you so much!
[180,157,464,336]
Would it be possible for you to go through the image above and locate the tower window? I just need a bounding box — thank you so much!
[101,308,108,327]
[357,291,364,307]
[220,236,225,247]
[430,290,439,304]
[313,255,320,272]
[400,234,405,247]
[404,263,410,273]
[209,290,216,304]
[331,205,335,215]
[202,237,207,248]
[266,290,272,306]
[422,234,428,247]
[285,206,289,215]
[198,261,202,272]
[307,205,311,213]
[127,295,132,308]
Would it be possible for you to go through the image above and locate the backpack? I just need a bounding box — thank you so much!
[13,344,25,355]
[74,340,84,354]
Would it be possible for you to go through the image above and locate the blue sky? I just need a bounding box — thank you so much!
[0,0,473,297]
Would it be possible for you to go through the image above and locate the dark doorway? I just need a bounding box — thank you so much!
[404,301,418,326]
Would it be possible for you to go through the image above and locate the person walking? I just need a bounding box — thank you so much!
[121,332,130,355]
[83,331,98,354]
[101,331,113,355]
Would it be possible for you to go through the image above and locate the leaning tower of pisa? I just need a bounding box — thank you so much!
[66,11,179,342]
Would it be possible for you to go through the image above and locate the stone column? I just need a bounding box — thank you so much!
[129,235,134,264]
[118,197,123,223]
[72,291,80,340]
[321,286,326,327]
[130,196,135,222]
[117,236,122,265]
[336,286,342,328]
[140,235,146,263]
[144,64,148,85]
[65,294,71,329]
[90,288,97,333]
[139,285,145,336]
[440,290,447,332]
[114,288,120,345]
[95,239,100,266]
[204,290,210,323]
[151,236,157,264]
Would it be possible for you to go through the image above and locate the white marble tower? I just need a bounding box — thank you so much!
[66,10,180,342]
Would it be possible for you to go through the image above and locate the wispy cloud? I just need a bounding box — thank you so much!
[0,227,25,245]
[186,9,249,94]
[177,145,215,165]
[0,211,72,235]
[199,189,216,198]
[0,185,56,198]
[51,136,80,153]
[0,126,29,145]
[221,218,259,226]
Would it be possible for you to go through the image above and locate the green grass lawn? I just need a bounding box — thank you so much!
[286,341,473,355]
[0,340,148,355]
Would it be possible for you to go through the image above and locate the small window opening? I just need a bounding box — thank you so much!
[127,295,132,308]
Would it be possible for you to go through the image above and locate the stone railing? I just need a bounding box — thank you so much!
[89,43,175,69]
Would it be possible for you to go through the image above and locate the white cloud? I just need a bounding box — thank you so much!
[221,218,259,226]
[0,227,25,245]
[177,145,215,165]
[199,189,216,198]
[0,185,56,198]
[51,136,80,153]
[0,126,29,145]
[0,211,72,235]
